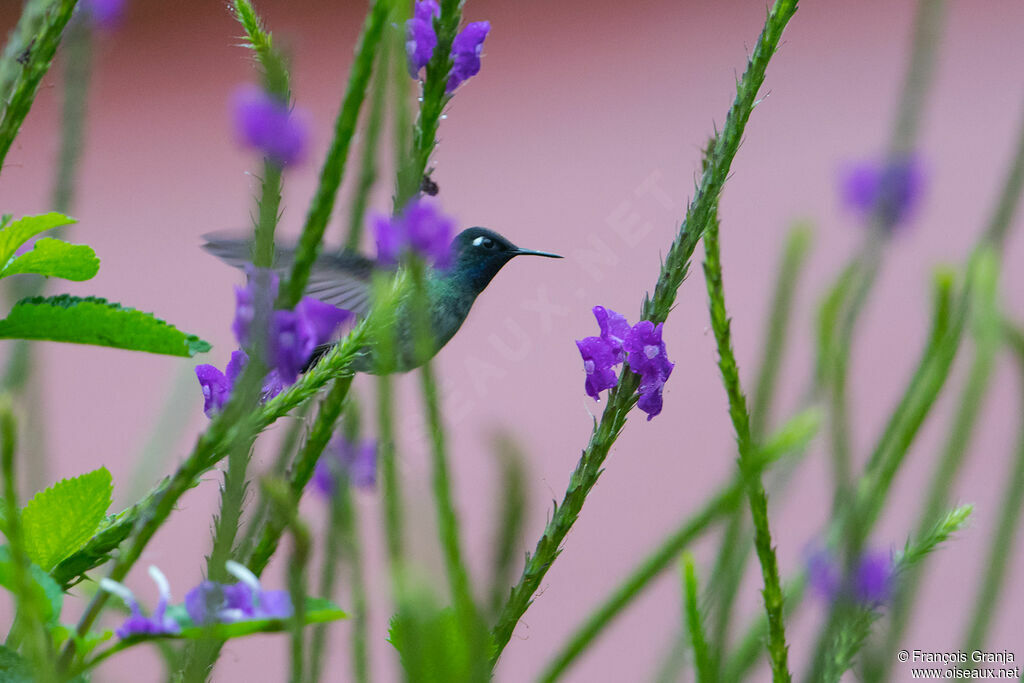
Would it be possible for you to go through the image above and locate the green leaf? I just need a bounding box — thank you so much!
[0,295,211,357]
[164,596,346,641]
[389,604,490,683]
[0,213,77,267]
[21,468,113,571]
[0,644,33,682]
[759,407,824,465]
[0,547,63,624]
[0,238,99,282]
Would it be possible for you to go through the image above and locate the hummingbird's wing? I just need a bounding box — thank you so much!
[201,234,377,317]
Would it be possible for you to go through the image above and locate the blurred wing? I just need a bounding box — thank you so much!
[201,234,377,317]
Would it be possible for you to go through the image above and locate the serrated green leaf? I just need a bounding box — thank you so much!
[0,644,33,682]
[0,547,63,624]
[161,596,346,641]
[0,238,99,281]
[0,295,211,357]
[21,468,113,571]
[0,213,76,268]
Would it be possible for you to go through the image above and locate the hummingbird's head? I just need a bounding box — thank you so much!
[449,227,562,294]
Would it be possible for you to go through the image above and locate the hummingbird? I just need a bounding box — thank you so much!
[202,227,562,373]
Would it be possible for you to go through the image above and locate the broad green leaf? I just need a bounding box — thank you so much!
[21,468,113,571]
[389,604,491,683]
[0,238,99,281]
[0,547,63,624]
[0,645,33,683]
[163,596,346,641]
[0,295,211,357]
[0,213,76,267]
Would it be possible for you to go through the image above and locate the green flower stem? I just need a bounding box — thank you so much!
[490,0,798,665]
[279,0,388,308]
[959,326,1024,659]
[376,371,405,575]
[0,0,77,174]
[247,377,352,575]
[0,400,53,680]
[683,554,714,683]
[345,36,390,251]
[394,0,465,205]
[702,212,792,682]
[721,579,805,683]
[538,481,742,683]
[706,222,812,670]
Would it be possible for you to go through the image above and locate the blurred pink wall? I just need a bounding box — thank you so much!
[1,0,1023,680]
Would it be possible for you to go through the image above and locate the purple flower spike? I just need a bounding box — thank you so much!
[314,437,378,497]
[840,156,925,231]
[623,321,674,420]
[82,0,125,30]
[226,561,293,620]
[373,198,455,268]
[233,85,310,168]
[447,21,490,93]
[576,337,620,401]
[406,0,440,76]
[195,350,250,417]
[102,566,181,639]
[269,309,316,386]
[853,550,894,604]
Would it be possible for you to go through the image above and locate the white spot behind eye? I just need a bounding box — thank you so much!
[472,236,486,247]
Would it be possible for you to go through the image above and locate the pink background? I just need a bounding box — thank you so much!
[1,0,1023,680]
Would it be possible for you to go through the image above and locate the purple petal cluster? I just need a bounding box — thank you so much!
[406,0,440,75]
[101,567,181,639]
[405,1,490,93]
[82,0,125,30]
[840,156,925,230]
[233,85,309,168]
[575,306,674,420]
[197,269,351,417]
[184,561,292,625]
[807,546,894,606]
[374,197,455,268]
[313,436,378,497]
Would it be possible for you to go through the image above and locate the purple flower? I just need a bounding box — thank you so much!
[806,546,894,606]
[806,547,842,600]
[575,337,620,401]
[840,156,925,230]
[101,566,181,639]
[233,85,310,168]
[195,350,248,417]
[313,437,378,497]
[447,22,490,93]
[623,321,674,420]
[574,308,674,418]
[404,2,489,92]
[853,550,894,604]
[297,297,353,347]
[82,0,125,30]
[185,561,292,625]
[374,197,455,268]
[406,0,440,76]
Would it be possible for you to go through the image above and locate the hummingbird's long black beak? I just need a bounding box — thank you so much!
[513,248,563,258]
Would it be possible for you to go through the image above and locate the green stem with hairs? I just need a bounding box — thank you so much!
[702,212,791,681]
[683,555,714,683]
[489,0,799,665]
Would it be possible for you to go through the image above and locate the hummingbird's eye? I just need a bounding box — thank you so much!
[472,236,496,250]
